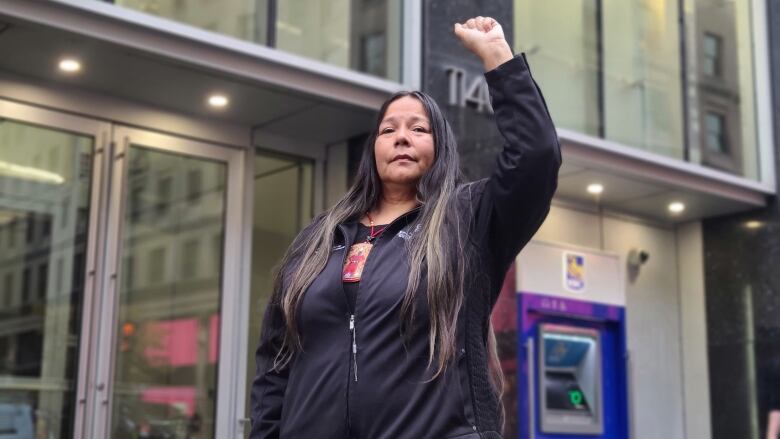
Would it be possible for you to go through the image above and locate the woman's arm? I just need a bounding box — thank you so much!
[455,18,561,281]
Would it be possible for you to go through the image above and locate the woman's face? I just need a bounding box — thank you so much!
[374,96,435,189]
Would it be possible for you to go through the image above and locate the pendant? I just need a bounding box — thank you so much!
[343,242,373,282]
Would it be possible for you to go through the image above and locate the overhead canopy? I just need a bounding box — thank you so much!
[0,0,400,145]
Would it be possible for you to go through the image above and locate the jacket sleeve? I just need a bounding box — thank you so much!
[249,286,291,438]
[473,53,561,286]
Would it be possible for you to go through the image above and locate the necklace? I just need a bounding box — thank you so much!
[365,212,386,243]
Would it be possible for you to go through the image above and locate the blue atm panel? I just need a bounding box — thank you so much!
[517,293,629,439]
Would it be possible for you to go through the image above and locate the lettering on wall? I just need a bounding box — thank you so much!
[445,66,494,114]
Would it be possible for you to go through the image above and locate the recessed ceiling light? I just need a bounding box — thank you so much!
[58,58,81,73]
[587,183,604,195]
[207,94,229,108]
[745,220,763,229]
[668,201,685,214]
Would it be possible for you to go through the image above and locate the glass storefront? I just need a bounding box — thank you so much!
[0,119,94,439]
[515,0,760,180]
[0,96,316,437]
[110,0,403,81]
[243,153,313,437]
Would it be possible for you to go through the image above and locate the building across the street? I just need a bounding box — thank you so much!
[0,1,776,438]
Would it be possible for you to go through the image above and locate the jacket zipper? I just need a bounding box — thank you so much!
[349,314,357,381]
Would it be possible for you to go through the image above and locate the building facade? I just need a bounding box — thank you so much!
[0,0,774,438]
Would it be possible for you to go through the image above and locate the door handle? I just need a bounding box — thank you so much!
[238,418,251,433]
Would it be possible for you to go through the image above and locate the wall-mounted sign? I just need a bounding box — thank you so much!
[445,66,494,114]
[563,252,586,293]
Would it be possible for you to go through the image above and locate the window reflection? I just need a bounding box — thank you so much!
[687,0,758,178]
[514,0,760,180]
[244,153,313,437]
[115,0,269,44]
[515,0,600,137]
[276,0,401,80]
[111,147,227,439]
[603,0,684,159]
[0,119,94,439]
[702,33,723,77]
[112,0,402,81]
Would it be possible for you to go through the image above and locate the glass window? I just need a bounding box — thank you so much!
[705,112,728,153]
[149,246,166,284]
[181,239,199,279]
[3,273,13,307]
[514,0,600,137]
[110,0,402,81]
[603,0,684,159]
[703,33,722,77]
[686,0,758,179]
[114,0,269,44]
[41,216,51,240]
[243,153,313,436]
[8,220,15,248]
[275,0,402,81]
[187,168,202,205]
[37,263,48,300]
[25,214,34,244]
[157,175,172,215]
[514,0,760,180]
[21,267,31,304]
[0,119,94,439]
[60,197,70,229]
[125,256,134,290]
[129,184,144,222]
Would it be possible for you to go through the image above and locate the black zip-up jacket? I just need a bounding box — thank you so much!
[250,54,561,439]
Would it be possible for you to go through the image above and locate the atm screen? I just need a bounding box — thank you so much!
[543,335,591,368]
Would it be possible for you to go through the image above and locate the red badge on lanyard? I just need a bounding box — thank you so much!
[342,214,385,283]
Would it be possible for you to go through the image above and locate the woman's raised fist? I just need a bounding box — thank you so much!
[453,16,514,72]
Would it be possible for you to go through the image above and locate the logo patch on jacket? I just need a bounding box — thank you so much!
[396,224,422,241]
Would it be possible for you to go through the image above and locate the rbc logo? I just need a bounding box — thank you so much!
[564,253,585,293]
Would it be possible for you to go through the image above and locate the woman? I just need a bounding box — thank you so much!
[251,16,560,439]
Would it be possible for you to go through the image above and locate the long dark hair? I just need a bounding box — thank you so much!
[272,90,503,413]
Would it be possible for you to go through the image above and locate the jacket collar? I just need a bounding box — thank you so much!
[337,205,423,245]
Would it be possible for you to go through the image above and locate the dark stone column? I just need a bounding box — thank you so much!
[702,1,780,438]
[422,0,514,181]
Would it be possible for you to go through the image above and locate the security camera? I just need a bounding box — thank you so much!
[627,249,649,268]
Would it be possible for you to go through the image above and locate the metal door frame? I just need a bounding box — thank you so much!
[90,126,246,438]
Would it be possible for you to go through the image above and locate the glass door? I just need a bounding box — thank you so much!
[0,100,110,439]
[94,127,244,439]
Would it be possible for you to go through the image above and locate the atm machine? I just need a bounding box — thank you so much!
[515,241,629,439]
